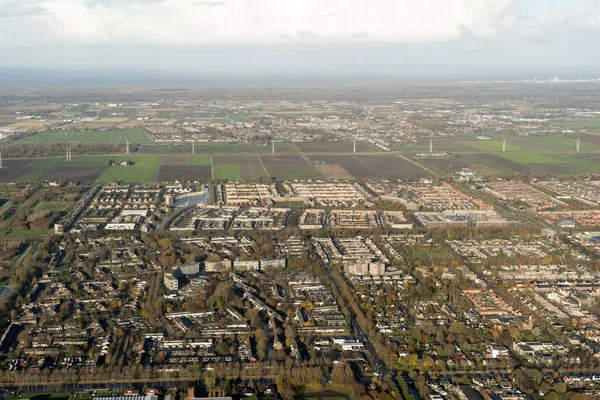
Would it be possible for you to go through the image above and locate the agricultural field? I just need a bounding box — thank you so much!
[138,145,169,154]
[466,140,523,152]
[155,166,212,182]
[238,164,269,180]
[228,113,252,123]
[309,154,379,179]
[549,116,600,130]
[180,142,298,154]
[187,155,212,166]
[97,155,162,183]
[499,152,558,164]
[166,144,194,154]
[41,167,106,182]
[315,164,355,180]
[461,154,537,175]
[295,141,374,153]
[264,164,324,180]
[420,157,471,171]
[19,128,148,143]
[512,136,600,152]
[355,154,431,179]
[56,156,114,167]
[260,154,308,164]
[393,137,481,153]
[212,165,242,180]
[213,155,263,165]
[0,158,63,183]
[161,156,188,166]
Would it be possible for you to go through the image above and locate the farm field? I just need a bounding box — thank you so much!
[187,155,212,165]
[309,154,379,179]
[167,144,193,154]
[393,138,482,153]
[264,164,324,180]
[56,156,114,168]
[315,164,355,180]
[19,128,148,143]
[511,136,600,152]
[420,157,471,171]
[0,158,63,183]
[295,141,375,153]
[183,142,299,154]
[161,156,188,167]
[97,155,162,183]
[213,155,263,165]
[356,154,432,179]
[499,152,558,164]
[227,113,252,122]
[260,154,308,164]
[239,164,269,180]
[138,145,169,154]
[212,165,242,180]
[155,166,212,182]
[41,167,106,182]
[466,140,523,152]
[461,153,536,175]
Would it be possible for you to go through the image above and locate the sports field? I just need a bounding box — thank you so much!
[19,128,148,143]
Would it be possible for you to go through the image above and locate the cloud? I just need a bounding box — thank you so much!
[0,0,521,45]
[193,1,228,7]
[0,0,598,58]
[0,0,49,17]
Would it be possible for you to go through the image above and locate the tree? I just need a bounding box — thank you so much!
[205,377,216,396]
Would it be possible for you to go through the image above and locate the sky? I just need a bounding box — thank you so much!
[0,0,599,82]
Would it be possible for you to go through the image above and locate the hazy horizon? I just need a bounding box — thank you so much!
[1,64,600,86]
[1,0,600,85]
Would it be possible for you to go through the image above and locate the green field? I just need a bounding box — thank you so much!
[6,229,48,238]
[460,154,520,175]
[212,165,242,180]
[186,141,299,154]
[25,157,63,169]
[467,140,523,152]
[139,145,169,154]
[187,155,212,165]
[19,129,148,143]
[57,156,114,167]
[394,134,600,154]
[97,155,162,183]
[228,113,252,123]
[392,138,481,153]
[499,153,557,163]
[550,117,600,130]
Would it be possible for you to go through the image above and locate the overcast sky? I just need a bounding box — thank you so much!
[1,0,599,80]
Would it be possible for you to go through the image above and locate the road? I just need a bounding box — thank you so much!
[323,266,387,377]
